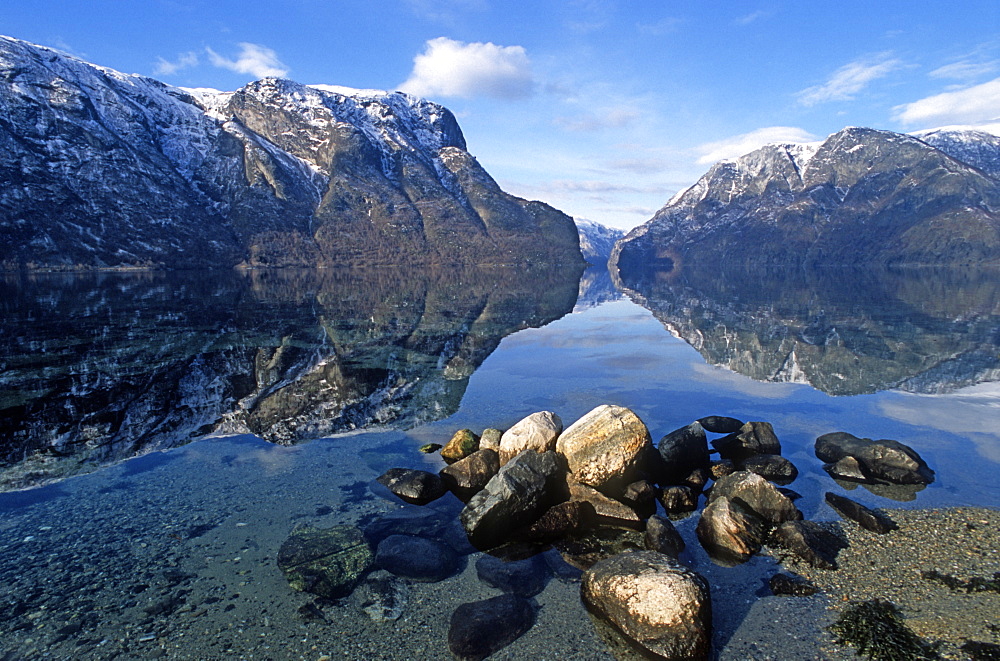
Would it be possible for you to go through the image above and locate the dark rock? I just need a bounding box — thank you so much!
[657,422,710,484]
[711,421,781,463]
[709,459,736,480]
[355,570,408,622]
[682,468,710,492]
[459,449,564,550]
[441,429,480,463]
[770,520,846,569]
[769,573,819,597]
[555,527,645,571]
[439,448,500,500]
[777,487,803,501]
[659,485,699,514]
[557,405,653,494]
[375,534,460,582]
[824,493,898,534]
[568,481,644,528]
[524,500,595,542]
[277,525,374,599]
[623,479,658,506]
[739,454,798,485]
[708,470,801,525]
[448,594,536,661]
[581,551,712,660]
[362,507,450,546]
[698,415,745,434]
[815,432,935,485]
[375,468,447,505]
[824,455,869,482]
[644,515,686,558]
[475,553,551,597]
[696,496,768,565]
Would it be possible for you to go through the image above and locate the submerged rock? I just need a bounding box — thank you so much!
[355,570,408,622]
[815,432,934,485]
[499,411,562,464]
[459,449,564,549]
[475,553,552,597]
[375,468,446,505]
[581,551,712,660]
[769,573,818,597]
[375,534,460,582]
[825,492,898,534]
[557,405,653,494]
[448,593,536,661]
[770,520,845,570]
[277,525,374,599]
[659,485,699,514]
[556,527,645,571]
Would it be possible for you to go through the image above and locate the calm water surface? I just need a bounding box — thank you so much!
[1,265,998,659]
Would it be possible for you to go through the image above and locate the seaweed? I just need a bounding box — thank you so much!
[830,599,939,660]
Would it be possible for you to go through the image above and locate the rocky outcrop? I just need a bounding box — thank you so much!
[0,36,584,271]
[575,219,625,265]
[612,127,1000,274]
[816,432,935,485]
[582,551,712,660]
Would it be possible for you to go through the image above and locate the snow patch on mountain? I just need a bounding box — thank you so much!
[575,218,625,264]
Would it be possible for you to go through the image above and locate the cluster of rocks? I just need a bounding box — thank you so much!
[276,405,935,660]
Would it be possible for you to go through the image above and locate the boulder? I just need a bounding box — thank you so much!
[696,496,768,565]
[362,507,450,546]
[475,553,552,597]
[460,450,564,550]
[557,405,653,493]
[707,470,801,525]
[709,459,736,480]
[354,570,408,622]
[824,492,898,534]
[644,515,686,558]
[698,415,745,434]
[739,454,798,485]
[657,422,710,484]
[815,432,934,485]
[523,500,595,542]
[499,411,563,464]
[478,428,503,452]
[711,421,781,462]
[622,479,658,517]
[682,468,710,492]
[441,429,480,463]
[375,468,447,505]
[568,481,644,529]
[375,534,461,582]
[824,456,869,482]
[769,573,818,597]
[277,525,374,599]
[659,485,699,514]
[448,594,536,661]
[555,527,645,571]
[439,448,500,500]
[770,520,845,570]
[581,551,712,660]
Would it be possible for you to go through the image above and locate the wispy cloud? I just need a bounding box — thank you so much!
[154,51,199,76]
[404,0,486,24]
[893,77,1000,127]
[929,59,999,81]
[734,10,768,25]
[554,107,640,132]
[637,17,682,36]
[400,37,534,100]
[694,126,818,165]
[796,53,903,106]
[603,157,671,174]
[206,43,288,79]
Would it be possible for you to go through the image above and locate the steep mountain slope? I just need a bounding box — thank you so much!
[611,127,1000,276]
[914,127,1000,180]
[575,218,625,264]
[0,36,583,269]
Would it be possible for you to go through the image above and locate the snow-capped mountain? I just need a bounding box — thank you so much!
[913,126,1000,180]
[0,36,583,270]
[611,126,1000,276]
[575,218,625,264]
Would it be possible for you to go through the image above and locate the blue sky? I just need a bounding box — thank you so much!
[3,0,999,229]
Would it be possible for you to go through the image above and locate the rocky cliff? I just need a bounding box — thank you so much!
[0,36,583,270]
[611,127,1000,276]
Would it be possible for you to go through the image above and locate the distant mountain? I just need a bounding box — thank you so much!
[913,127,1000,180]
[611,127,1000,277]
[575,218,625,264]
[0,36,583,270]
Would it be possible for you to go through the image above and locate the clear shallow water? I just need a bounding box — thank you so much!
[1,266,998,659]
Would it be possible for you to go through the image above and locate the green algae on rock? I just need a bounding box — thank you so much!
[277,525,373,599]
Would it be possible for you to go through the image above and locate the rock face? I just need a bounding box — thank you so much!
[277,525,374,599]
[815,432,935,485]
[556,405,653,494]
[581,551,712,660]
[459,450,564,549]
[0,36,585,271]
[498,411,563,464]
[611,126,1000,274]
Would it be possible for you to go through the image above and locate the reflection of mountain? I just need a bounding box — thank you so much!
[0,266,581,490]
[615,264,1000,396]
[574,266,623,311]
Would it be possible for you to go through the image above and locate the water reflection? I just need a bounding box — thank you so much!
[615,264,1000,396]
[0,266,582,490]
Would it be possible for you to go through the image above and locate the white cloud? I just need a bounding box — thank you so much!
[734,10,768,25]
[694,126,819,165]
[893,77,1000,127]
[400,37,533,100]
[206,43,288,79]
[929,60,999,81]
[796,54,903,106]
[154,51,199,76]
